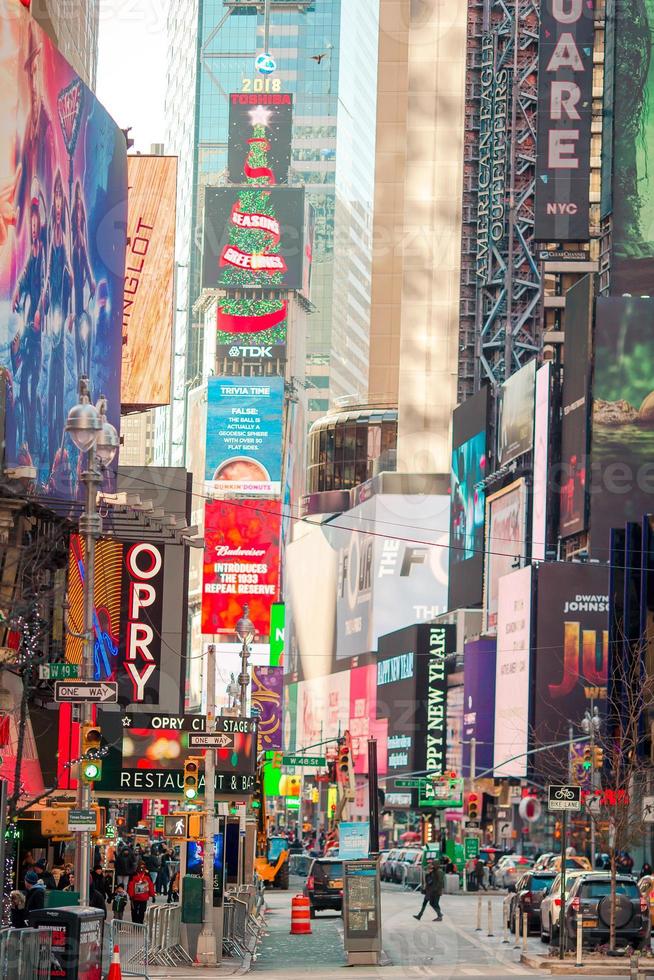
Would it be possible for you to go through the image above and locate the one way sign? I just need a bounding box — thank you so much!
[54,682,118,704]
[188,732,234,749]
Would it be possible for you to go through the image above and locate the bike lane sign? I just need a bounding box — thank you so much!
[547,784,582,812]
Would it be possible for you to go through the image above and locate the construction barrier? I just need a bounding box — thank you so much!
[290,895,312,935]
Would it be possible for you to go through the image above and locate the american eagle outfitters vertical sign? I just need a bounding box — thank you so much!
[534,0,594,240]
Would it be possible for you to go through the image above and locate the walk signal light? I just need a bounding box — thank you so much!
[582,746,593,771]
[183,757,200,800]
[80,724,102,783]
[593,747,604,770]
[467,793,479,821]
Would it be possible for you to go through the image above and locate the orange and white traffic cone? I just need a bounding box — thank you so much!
[107,944,122,980]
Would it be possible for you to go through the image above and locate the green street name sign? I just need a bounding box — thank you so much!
[39,663,79,680]
[464,837,480,859]
[282,755,326,768]
[394,778,422,789]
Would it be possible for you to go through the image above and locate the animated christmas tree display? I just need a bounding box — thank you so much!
[218,105,288,344]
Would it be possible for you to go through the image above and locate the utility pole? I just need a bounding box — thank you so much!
[264,0,271,52]
[197,642,218,965]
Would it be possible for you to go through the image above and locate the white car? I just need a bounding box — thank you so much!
[539,870,587,944]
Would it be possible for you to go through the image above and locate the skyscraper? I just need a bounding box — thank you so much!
[33,0,100,86]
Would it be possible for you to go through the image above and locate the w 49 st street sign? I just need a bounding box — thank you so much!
[547,784,582,812]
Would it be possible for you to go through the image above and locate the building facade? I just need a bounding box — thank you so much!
[32,0,100,86]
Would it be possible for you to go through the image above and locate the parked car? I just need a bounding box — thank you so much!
[549,855,592,873]
[564,873,650,951]
[533,852,556,872]
[304,857,344,917]
[493,856,534,889]
[381,848,402,882]
[540,870,587,943]
[397,850,424,888]
[391,848,414,883]
[506,871,557,933]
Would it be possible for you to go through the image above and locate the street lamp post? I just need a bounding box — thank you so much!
[197,642,218,966]
[65,378,118,907]
[235,605,256,715]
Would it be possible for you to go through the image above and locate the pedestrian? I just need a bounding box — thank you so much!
[115,842,137,889]
[57,864,73,890]
[143,847,160,899]
[111,884,128,921]
[89,879,107,919]
[413,860,444,922]
[474,858,487,891]
[156,846,170,896]
[642,862,653,879]
[167,869,179,904]
[23,870,46,921]
[128,863,155,923]
[35,858,57,890]
[10,890,26,928]
[91,863,107,900]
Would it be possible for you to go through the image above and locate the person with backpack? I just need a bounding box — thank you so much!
[128,863,155,923]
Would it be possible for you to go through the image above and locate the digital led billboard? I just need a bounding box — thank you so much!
[251,665,283,751]
[449,388,489,610]
[122,155,177,408]
[462,637,497,776]
[0,2,126,498]
[228,92,293,184]
[494,565,532,778]
[497,359,536,467]
[534,0,594,240]
[532,562,608,778]
[590,297,654,560]
[483,479,528,633]
[201,499,281,637]
[205,376,284,496]
[532,363,552,561]
[559,275,594,539]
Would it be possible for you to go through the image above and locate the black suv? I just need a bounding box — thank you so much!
[304,857,344,917]
[564,874,650,950]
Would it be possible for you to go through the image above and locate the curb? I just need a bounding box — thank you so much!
[520,952,651,975]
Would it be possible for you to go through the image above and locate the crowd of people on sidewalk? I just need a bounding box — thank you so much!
[9,839,178,928]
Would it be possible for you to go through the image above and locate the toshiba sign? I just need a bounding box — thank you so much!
[534,0,594,241]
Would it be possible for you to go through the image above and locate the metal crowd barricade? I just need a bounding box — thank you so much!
[0,927,10,974]
[3,926,52,980]
[111,919,149,979]
[144,903,192,968]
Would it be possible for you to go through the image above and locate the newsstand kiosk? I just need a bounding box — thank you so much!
[29,906,104,980]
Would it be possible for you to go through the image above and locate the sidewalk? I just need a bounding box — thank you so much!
[252,892,346,973]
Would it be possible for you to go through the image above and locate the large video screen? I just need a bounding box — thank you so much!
[228,92,293,184]
[497,360,536,467]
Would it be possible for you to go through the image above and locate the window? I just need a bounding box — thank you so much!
[580,881,639,900]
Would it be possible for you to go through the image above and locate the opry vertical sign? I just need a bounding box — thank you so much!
[118,542,164,705]
[534,0,594,240]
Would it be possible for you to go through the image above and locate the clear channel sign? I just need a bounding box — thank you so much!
[547,784,582,813]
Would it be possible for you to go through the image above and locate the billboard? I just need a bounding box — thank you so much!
[0,2,127,498]
[611,2,654,291]
[349,663,388,776]
[494,565,532,778]
[533,562,608,777]
[497,359,536,466]
[251,665,283,751]
[201,499,281,636]
[228,92,293,184]
[590,297,654,560]
[532,363,552,561]
[448,388,489,609]
[202,186,305,292]
[335,494,450,660]
[483,479,528,633]
[534,0,594,240]
[462,637,497,776]
[205,376,284,496]
[122,155,177,408]
[559,275,594,539]
[96,711,257,796]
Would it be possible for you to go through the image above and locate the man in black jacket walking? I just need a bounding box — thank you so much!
[414,861,444,921]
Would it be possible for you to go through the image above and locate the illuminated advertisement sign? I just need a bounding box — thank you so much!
[497,359,536,467]
[228,92,293,184]
[462,637,497,776]
[122,155,177,409]
[483,479,528,633]
[269,602,284,667]
[349,664,387,776]
[251,665,283,750]
[202,186,305,293]
[532,363,552,561]
[559,275,594,539]
[205,376,284,496]
[533,562,608,777]
[201,499,281,636]
[96,711,257,796]
[424,625,450,779]
[0,2,126,498]
[534,0,594,240]
[449,388,489,610]
[494,565,532,778]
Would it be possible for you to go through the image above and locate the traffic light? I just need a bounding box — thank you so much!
[593,746,604,770]
[251,773,263,810]
[80,723,102,783]
[183,757,200,800]
[188,812,205,839]
[582,745,593,771]
[467,792,479,821]
[338,740,351,779]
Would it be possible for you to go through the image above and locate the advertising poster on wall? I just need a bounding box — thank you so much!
[497,359,536,466]
[612,1,654,292]
[534,0,594,240]
[559,275,594,540]
[449,388,489,609]
[122,155,177,408]
[201,499,281,636]
[462,637,497,776]
[532,363,552,561]
[483,479,528,633]
[494,566,533,778]
[251,665,283,751]
[590,297,654,560]
[205,376,284,496]
[533,562,609,777]
[228,92,293,185]
[0,2,127,498]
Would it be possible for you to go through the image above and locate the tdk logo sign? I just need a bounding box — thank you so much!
[228,345,273,358]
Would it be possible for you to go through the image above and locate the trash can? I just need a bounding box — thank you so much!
[466,872,479,892]
[28,905,104,980]
[444,873,460,895]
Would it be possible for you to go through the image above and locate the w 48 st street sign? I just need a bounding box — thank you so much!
[547,784,582,812]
